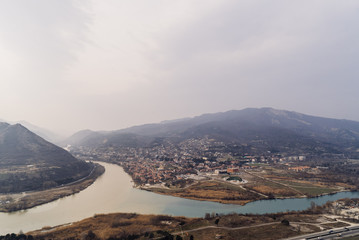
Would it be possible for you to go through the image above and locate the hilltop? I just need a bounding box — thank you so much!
[66,108,359,157]
[0,122,93,193]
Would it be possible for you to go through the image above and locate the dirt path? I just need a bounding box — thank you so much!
[167,222,279,238]
[244,170,306,197]
[166,215,353,238]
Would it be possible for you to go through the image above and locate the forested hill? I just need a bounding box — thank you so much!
[0,122,92,193]
[65,108,359,157]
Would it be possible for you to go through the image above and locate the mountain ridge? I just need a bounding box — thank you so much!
[0,118,63,143]
[0,122,93,193]
[65,108,359,157]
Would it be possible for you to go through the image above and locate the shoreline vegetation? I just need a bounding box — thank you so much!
[1,159,349,213]
[117,163,349,206]
[25,201,359,240]
[0,163,359,239]
[0,163,105,212]
[140,185,350,206]
[139,183,257,206]
[139,179,351,206]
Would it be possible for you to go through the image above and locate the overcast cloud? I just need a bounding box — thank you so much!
[1,0,359,135]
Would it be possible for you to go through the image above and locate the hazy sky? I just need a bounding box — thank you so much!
[1,0,359,135]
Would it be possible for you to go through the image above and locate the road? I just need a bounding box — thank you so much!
[244,170,307,197]
[166,218,359,240]
[169,222,279,236]
[283,225,359,240]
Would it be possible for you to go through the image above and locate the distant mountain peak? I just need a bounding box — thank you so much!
[65,108,359,158]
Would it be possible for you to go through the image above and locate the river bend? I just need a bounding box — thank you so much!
[0,162,358,234]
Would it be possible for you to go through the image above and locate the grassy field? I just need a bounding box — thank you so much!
[145,165,348,206]
[289,186,338,196]
[246,166,342,198]
[28,213,195,240]
[274,180,339,196]
[247,180,302,197]
[149,180,263,205]
[26,212,334,240]
[188,223,303,240]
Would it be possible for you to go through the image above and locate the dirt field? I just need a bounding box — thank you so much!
[148,180,263,205]
[26,212,350,240]
[144,165,346,206]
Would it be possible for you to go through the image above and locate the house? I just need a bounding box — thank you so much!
[227,168,239,174]
[214,169,228,175]
[288,166,310,172]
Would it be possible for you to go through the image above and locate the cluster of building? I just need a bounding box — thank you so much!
[70,137,310,186]
[288,166,311,172]
[334,199,359,219]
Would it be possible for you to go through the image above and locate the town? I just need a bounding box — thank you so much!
[70,137,307,186]
[68,136,359,204]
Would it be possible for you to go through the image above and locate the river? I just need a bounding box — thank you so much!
[0,162,358,235]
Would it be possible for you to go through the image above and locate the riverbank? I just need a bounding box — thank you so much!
[129,165,350,206]
[26,210,357,240]
[1,162,359,235]
[141,181,353,207]
[140,180,263,205]
[0,163,105,212]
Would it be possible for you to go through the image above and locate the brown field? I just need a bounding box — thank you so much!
[245,166,345,198]
[244,172,302,198]
[249,184,301,197]
[27,212,333,240]
[320,222,350,229]
[147,166,345,205]
[149,180,263,205]
[138,164,355,206]
[28,213,195,240]
[188,223,304,240]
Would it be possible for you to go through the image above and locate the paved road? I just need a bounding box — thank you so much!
[283,225,359,240]
[163,216,359,240]
[168,220,359,240]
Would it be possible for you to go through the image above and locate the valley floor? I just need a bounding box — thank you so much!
[139,165,349,206]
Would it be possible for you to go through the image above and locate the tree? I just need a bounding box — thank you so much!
[281,219,290,226]
[85,230,98,240]
[214,218,220,226]
[190,235,194,240]
[267,192,275,199]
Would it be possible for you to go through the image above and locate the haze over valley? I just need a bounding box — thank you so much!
[66,108,359,157]
[1,1,359,239]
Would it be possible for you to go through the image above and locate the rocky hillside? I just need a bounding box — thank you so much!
[0,122,92,193]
